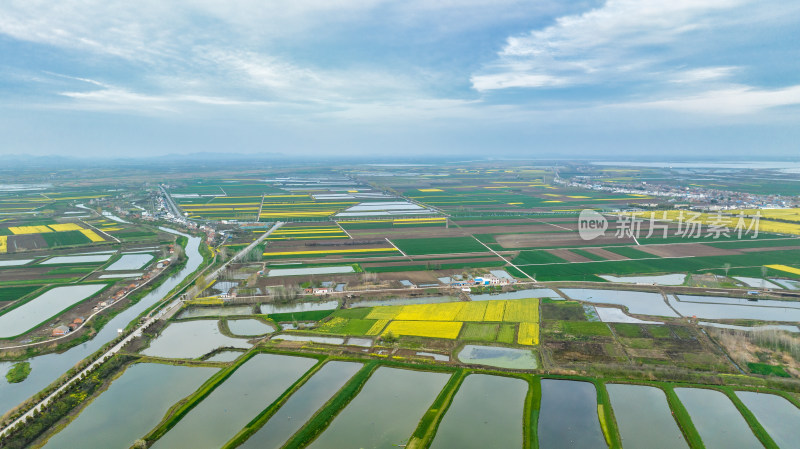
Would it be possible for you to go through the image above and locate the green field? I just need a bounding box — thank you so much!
[515,249,800,281]
[747,362,790,377]
[390,237,488,255]
[0,285,42,302]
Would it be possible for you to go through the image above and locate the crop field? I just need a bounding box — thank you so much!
[382,320,463,339]
[0,220,108,252]
[312,298,540,345]
[337,217,448,229]
[0,189,110,218]
[628,210,800,237]
[262,247,399,259]
[82,217,162,243]
[732,208,800,222]
[766,264,800,276]
[512,248,800,281]
[390,237,488,255]
[169,177,438,222]
[265,223,349,240]
[399,179,653,215]
[352,298,541,344]
[315,317,377,335]
[259,197,357,220]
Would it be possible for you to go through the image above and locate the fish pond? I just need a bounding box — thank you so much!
[599,274,686,285]
[470,289,561,300]
[178,305,254,319]
[105,253,154,271]
[152,354,316,449]
[271,334,344,345]
[227,319,275,336]
[674,388,762,449]
[239,361,363,449]
[41,363,217,449]
[538,379,607,449]
[349,296,457,308]
[735,391,800,449]
[40,254,112,265]
[457,344,538,369]
[561,288,679,317]
[306,367,450,449]
[142,320,250,359]
[0,284,106,338]
[260,300,339,314]
[606,384,687,449]
[430,374,527,449]
[670,295,800,321]
[204,351,245,362]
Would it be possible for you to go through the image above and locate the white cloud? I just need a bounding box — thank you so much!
[470,73,567,90]
[628,84,800,114]
[669,66,739,84]
[472,0,752,91]
[57,84,270,113]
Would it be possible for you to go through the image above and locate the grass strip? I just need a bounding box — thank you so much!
[663,386,705,449]
[221,359,327,448]
[282,361,379,449]
[407,369,465,449]
[527,376,541,449]
[721,387,778,449]
[143,350,260,444]
[593,380,622,449]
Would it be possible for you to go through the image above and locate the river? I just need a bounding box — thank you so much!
[0,228,202,417]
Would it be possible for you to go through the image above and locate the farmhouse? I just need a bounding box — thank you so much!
[444,273,513,287]
[52,325,70,337]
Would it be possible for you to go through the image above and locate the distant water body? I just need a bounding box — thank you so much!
[592,161,800,169]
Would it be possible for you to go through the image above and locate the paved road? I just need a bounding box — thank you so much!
[159,185,184,219]
[0,222,283,440]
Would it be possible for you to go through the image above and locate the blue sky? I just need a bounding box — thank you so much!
[1,0,799,159]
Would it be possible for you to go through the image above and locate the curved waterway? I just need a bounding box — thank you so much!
[0,228,203,417]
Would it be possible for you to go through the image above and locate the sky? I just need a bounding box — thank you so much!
[1,0,799,159]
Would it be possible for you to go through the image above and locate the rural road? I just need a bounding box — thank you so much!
[0,221,283,440]
[159,185,184,219]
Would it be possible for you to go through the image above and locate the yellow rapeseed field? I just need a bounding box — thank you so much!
[395,302,464,321]
[454,301,488,321]
[418,188,443,192]
[483,301,506,321]
[366,319,389,335]
[317,317,347,333]
[366,306,403,320]
[766,264,800,276]
[188,297,224,305]
[359,298,540,344]
[629,210,800,236]
[732,208,800,222]
[8,225,52,234]
[48,223,84,232]
[0,236,7,253]
[262,247,398,256]
[502,298,540,322]
[382,320,462,339]
[517,322,540,345]
[79,229,105,242]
